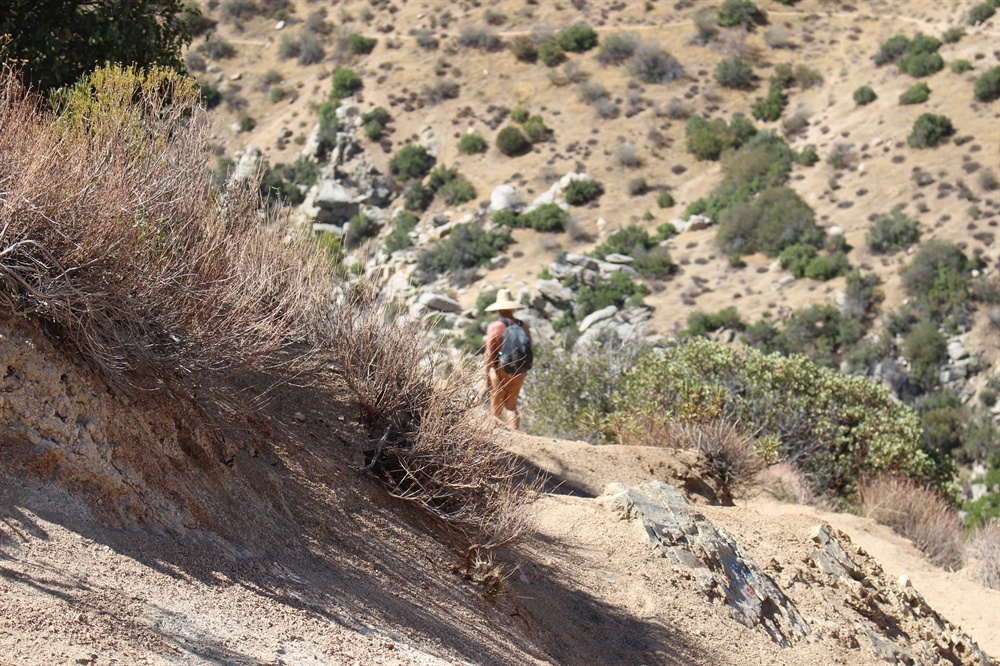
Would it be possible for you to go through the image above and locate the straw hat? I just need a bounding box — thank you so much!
[484,288,524,311]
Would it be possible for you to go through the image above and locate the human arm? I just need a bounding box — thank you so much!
[484,320,504,391]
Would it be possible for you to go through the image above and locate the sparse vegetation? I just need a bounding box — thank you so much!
[714,56,755,89]
[389,144,436,181]
[458,132,488,154]
[628,44,685,84]
[867,210,920,253]
[557,23,598,53]
[907,113,955,148]
[331,67,362,98]
[564,178,604,205]
[974,66,1000,102]
[853,85,877,105]
[899,82,930,105]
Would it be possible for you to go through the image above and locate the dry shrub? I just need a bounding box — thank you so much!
[0,63,333,400]
[664,419,765,498]
[324,285,539,566]
[755,461,810,504]
[965,520,1000,589]
[859,475,962,568]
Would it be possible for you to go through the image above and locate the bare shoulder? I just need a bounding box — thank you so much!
[486,320,506,335]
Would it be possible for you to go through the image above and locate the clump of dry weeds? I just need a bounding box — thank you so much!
[664,419,766,499]
[964,520,1000,589]
[859,475,962,568]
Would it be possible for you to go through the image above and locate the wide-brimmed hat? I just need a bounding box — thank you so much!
[484,288,524,311]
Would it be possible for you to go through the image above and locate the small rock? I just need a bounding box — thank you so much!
[275,20,285,30]
[293,412,306,422]
[603,253,635,264]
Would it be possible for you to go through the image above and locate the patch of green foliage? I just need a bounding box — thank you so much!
[853,86,878,105]
[717,0,765,28]
[347,33,377,55]
[389,144,435,180]
[900,240,973,330]
[590,225,675,278]
[331,68,362,98]
[968,2,996,24]
[907,113,955,148]
[685,308,744,337]
[344,213,382,248]
[975,66,1000,102]
[384,211,419,254]
[258,156,320,205]
[867,210,920,253]
[417,222,513,279]
[537,40,567,67]
[657,191,676,208]
[496,126,531,156]
[899,82,930,104]
[564,179,604,205]
[576,273,647,317]
[902,323,947,391]
[458,132,488,154]
[557,23,599,52]
[714,56,755,89]
[685,114,758,161]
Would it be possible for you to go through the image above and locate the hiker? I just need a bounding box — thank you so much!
[484,289,533,430]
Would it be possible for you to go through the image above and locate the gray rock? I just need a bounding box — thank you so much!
[419,292,462,314]
[601,481,810,647]
[547,262,578,281]
[603,253,635,264]
[314,181,362,225]
[575,318,619,349]
[947,340,968,361]
[231,147,263,182]
[578,305,618,333]
[536,279,574,307]
[517,310,555,341]
[580,269,599,287]
[597,260,639,280]
[563,253,600,271]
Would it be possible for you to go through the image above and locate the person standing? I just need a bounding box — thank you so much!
[483,289,533,430]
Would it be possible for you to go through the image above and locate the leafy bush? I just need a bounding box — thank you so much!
[717,0,765,28]
[347,33,377,55]
[859,475,961,567]
[564,178,603,205]
[752,84,787,121]
[458,25,502,51]
[867,210,920,252]
[685,114,757,161]
[496,126,531,157]
[657,191,676,208]
[655,222,678,240]
[403,182,434,212]
[344,213,382,248]
[627,178,648,196]
[775,304,859,368]
[438,177,476,206]
[258,156,319,205]
[778,244,817,278]
[717,186,820,256]
[331,68,362,98]
[590,225,674,278]
[686,308,744,337]
[384,211,419,253]
[458,132,487,154]
[577,273,647,317]
[975,66,1000,102]
[714,56,755,89]
[508,36,537,62]
[522,115,552,143]
[899,82,930,104]
[389,144,435,181]
[874,35,910,66]
[900,52,944,77]
[951,59,973,73]
[853,85,877,105]
[521,203,568,233]
[557,23,598,53]
[941,26,965,43]
[907,113,955,148]
[901,240,973,330]
[417,222,513,279]
[796,147,819,165]
[968,2,997,24]
[616,339,941,500]
[803,253,848,281]
[510,107,529,123]
[597,33,640,65]
[628,44,685,84]
[537,40,566,67]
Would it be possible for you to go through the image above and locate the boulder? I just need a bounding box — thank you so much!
[536,279,574,308]
[947,340,968,361]
[517,310,556,341]
[490,185,522,211]
[597,260,639,280]
[230,147,263,182]
[314,181,362,225]
[563,253,599,271]
[418,292,462,314]
[578,305,617,333]
[603,253,635,264]
[547,262,579,281]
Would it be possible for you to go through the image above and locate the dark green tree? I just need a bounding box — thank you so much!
[2,0,193,93]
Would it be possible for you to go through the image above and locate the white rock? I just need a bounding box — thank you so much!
[604,253,635,264]
[828,226,845,236]
[275,20,285,30]
[947,340,968,361]
[578,305,618,333]
[490,184,522,211]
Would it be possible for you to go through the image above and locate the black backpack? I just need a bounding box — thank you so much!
[499,317,533,375]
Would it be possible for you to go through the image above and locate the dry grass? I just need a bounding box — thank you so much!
[858,475,962,568]
[0,63,334,404]
[323,284,540,567]
[662,419,765,498]
[964,520,1000,590]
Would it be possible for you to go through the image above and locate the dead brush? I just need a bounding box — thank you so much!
[323,284,540,573]
[858,475,962,568]
[664,419,765,498]
[0,63,335,406]
[965,520,1000,590]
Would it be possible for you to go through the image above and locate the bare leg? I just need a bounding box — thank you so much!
[502,373,526,430]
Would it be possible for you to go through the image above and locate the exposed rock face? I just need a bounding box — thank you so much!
[601,481,810,648]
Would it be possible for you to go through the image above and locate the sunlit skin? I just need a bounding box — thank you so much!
[484,308,531,430]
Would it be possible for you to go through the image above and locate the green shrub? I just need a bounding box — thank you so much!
[867,210,920,252]
[438,177,476,205]
[564,178,604,205]
[557,23,598,52]
[803,252,848,281]
[522,115,552,143]
[457,25,502,51]
[347,33,377,55]
[384,211,419,253]
[685,115,756,161]
[685,307,744,337]
[951,59,973,73]
[714,56,755,89]
[417,222,513,279]
[853,85,878,105]
[752,84,786,121]
[717,0,765,28]
[900,52,945,77]
[796,147,819,165]
[907,113,955,148]
[458,132,487,154]
[903,323,947,390]
[974,66,1000,102]
[941,27,965,43]
[901,240,971,328]
[628,44,685,84]
[508,36,537,63]
[496,126,531,156]
[344,213,382,248]
[590,225,674,278]
[899,82,930,104]
[657,191,675,208]
[717,186,820,256]
[968,2,996,24]
[537,39,566,67]
[628,177,649,196]
[403,182,434,212]
[778,244,817,278]
[577,273,647,317]
[598,33,640,65]
[655,222,678,240]
[776,304,858,368]
[361,106,390,125]
[874,35,910,66]
[331,68,362,98]
[521,203,568,232]
[616,338,940,500]
[389,144,435,181]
